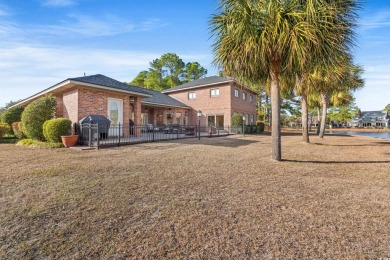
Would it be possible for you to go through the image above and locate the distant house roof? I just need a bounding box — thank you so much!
[11,74,152,108]
[162,76,232,93]
[361,110,389,119]
[140,88,190,108]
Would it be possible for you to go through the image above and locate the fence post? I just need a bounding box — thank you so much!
[88,123,92,147]
[153,124,155,142]
[118,123,121,146]
[96,122,100,149]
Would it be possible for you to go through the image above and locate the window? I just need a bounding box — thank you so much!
[250,114,254,124]
[188,92,196,99]
[234,88,239,97]
[141,113,148,125]
[250,95,253,102]
[207,115,225,129]
[166,113,173,124]
[157,114,163,125]
[175,112,182,125]
[243,92,247,100]
[210,88,219,97]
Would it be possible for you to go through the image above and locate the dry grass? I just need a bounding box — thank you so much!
[1,133,390,259]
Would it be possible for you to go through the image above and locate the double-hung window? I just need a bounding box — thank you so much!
[188,92,196,99]
[210,88,219,97]
[243,92,246,100]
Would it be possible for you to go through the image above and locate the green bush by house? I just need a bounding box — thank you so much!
[21,95,57,141]
[231,114,243,127]
[12,122,26,139]
[0,123,10,139]
[1,106,24,134]
[43,118,72,143]
[257,122,265,133]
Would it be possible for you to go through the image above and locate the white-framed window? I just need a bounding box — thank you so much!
[188,92,196,99]
[243,92,247,100]
[234,88,239,97]
[250,114,254,124]
[210,88,220,97]
[250,95,253,102]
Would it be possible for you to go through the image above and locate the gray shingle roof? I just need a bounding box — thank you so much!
[161,76,233,93]
[140,88,190,108]
[70,74,150,96]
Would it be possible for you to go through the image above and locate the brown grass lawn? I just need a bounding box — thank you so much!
[1,133,390,259]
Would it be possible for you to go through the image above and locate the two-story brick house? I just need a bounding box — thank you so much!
[162,76,258,128]
[12,74,257,131]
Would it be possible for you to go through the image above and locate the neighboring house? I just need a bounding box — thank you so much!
[162,76,258,128]
[12,74,257,130]
[350,110,390,128]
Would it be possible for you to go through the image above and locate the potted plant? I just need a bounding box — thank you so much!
[44,118,79,147]
[61,123,79,147]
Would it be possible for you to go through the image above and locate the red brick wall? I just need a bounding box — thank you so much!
[55,95,64,118]
[61,87,132,125]
[166,82,257,127]
[230,82,257,125]
[63,89,79,123]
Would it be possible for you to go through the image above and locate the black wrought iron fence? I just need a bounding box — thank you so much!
[79,123,230,148]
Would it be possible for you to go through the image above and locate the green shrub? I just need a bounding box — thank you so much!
[43,118,72,143]
[21,95,57,141]
[17,138,64,148]
[0,123,10,139]
[231,114,243,127]
[257,122,265,133]
[1,106,24,133]
[12,121,26,139]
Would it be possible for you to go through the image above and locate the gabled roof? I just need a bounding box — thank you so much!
[161,75,259,95]
[11,74,152,108]
[139,88,190,108]
[70,74,151,96]
[161,76,233,93]
[361,110,389,118]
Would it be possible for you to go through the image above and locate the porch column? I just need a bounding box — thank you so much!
[134,96,142,136]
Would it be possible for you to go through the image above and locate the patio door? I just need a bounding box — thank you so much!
[108,98,123,136]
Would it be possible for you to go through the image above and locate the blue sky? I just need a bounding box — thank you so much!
[0,0,389,111]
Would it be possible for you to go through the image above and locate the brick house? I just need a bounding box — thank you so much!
[13,74,257,130]
[162,76,258,128]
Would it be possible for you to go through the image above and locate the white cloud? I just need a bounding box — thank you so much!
[0,43,161,106]
[359,10,390,30]
[41,0,77,7]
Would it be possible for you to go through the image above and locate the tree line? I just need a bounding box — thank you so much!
[129,53,207,91]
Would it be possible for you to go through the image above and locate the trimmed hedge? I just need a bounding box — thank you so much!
[43,118,72,143]
[12,121,26,139]
[1,106,24,132]
[21,95,57,141]
[0,123,10,139]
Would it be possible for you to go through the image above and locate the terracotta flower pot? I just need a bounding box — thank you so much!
[61,135,78,148]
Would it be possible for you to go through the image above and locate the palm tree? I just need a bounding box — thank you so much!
[317,60,364,138]
[210,0,359,160]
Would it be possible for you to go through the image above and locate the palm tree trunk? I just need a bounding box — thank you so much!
[319,93,328,138]
[270,60,281,161]
[316,106,321,135]
[301,93,310,143]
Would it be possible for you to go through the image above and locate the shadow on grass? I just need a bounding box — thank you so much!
[118,136,260,149]
[282,159,390,164]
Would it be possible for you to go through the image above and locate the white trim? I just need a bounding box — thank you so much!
[69,80,152,97]
[162,80,233,93]
[10,79,152,108]
[140,101,190,109]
